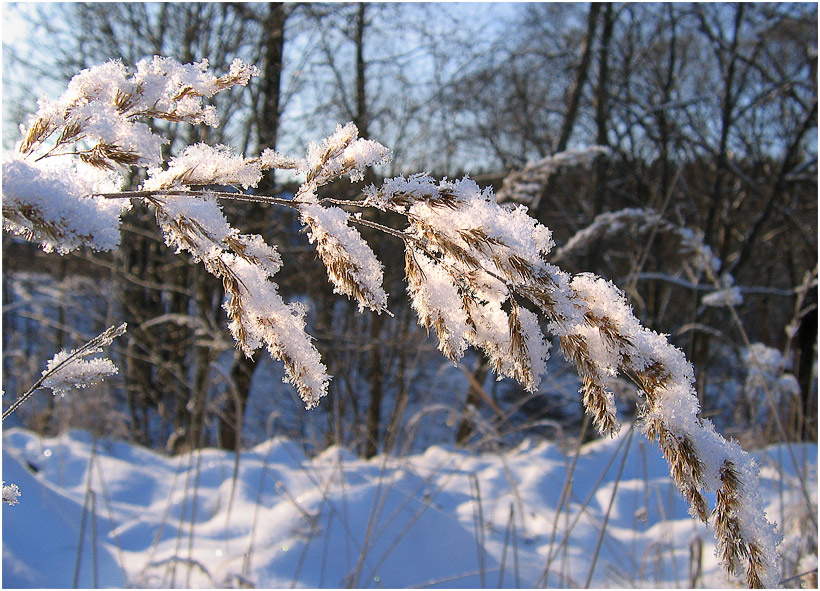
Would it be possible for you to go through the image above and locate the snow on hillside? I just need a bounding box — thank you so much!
[2,426,816,588]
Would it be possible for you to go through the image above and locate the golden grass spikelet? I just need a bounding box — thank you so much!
[557,333,620,436]
[259,318,324,410]
[587,312,633,352]
[209,258,253,356]
[580,377,618,437]
[301,211,386,313]
[19,117,55,155]
[515,283,557,314]
[713,460,768,588]
[645,418,710,522]
[2,203,95,252]
[507,304,537,391]
[56,121,84,146]
[558,333,597,379]
[382,188,463,211]
[745,544,766,589]
[79,144,142,170]
[404,249,458,361]
[114,86,141,113]
[224,235,280,270]
[634,363,671,406]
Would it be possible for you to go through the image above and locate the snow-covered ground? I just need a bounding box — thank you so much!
[3,426,815,588]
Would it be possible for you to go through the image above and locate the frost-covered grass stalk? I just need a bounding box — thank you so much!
[1,323,127,422]
[1,57,780,588]
[1,323,126,508]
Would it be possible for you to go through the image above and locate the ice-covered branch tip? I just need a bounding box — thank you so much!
[2,157,129,253]
[4,56,258,254]
[553,207,720,275]
[362,171,779,587]
[141,121,392,407]
[148,193,330,409]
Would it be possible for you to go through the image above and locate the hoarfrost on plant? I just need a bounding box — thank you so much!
[2,156,128,253]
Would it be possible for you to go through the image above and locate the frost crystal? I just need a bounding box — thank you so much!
[38,324,126,398]
[17,56,257,168]
[149,195,329,408]
[702,274,743,307]
[301,122,392,186]
[554,207,720,276]
[42,352,120,397]
[498,146,609,205]
[2,482,20,506]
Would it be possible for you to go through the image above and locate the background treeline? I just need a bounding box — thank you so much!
[2,2,816,455]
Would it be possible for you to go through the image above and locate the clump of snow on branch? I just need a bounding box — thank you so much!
[741,343,800,422]
[144,144,266,191]
[141,121,393,405]
[365,173,555,391]
[301,122,392,186]
[2,156,128,253]
[554,207,720,278]
[2,482,20,506]
[2,325,126,508]
[42,353,120,398]
[364,168,780,587]
[285,123,393,314]
[702,274,744,307]
[5,55,258,256]
[497,146,610,205]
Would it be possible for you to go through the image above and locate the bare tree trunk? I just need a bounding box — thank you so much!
[701,4,745,256]
[221,3,288,451]
[555,3,601,155]
[532,2,601,224]
[722,100,818,278]
[354,3,369,139]
[592,2,614,218]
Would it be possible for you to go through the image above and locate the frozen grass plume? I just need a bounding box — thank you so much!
[2,56,781,588]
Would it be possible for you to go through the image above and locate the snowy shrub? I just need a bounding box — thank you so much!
[497,146,610,206]
[738,343,801,434]
[2,57,781,588]
[552,207,720,277]
[703,274,745,308]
